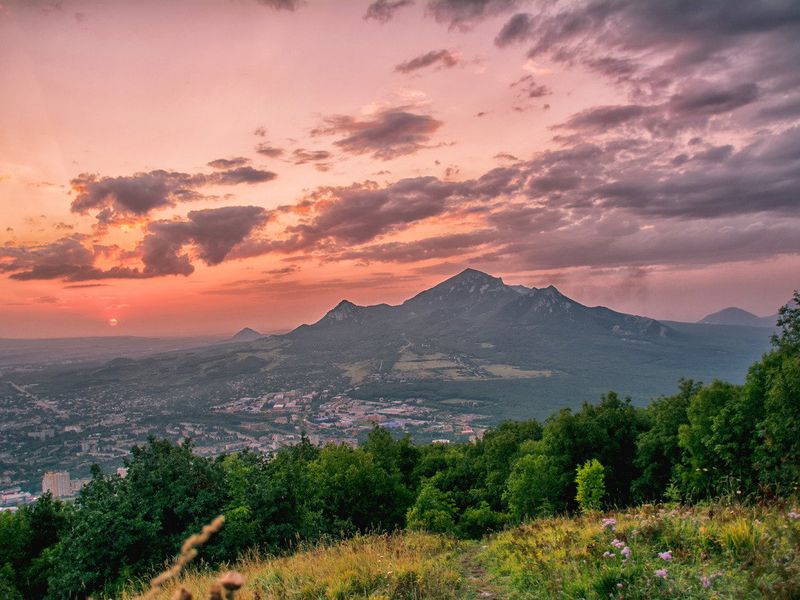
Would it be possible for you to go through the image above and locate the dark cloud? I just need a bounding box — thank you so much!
[141,206,270,276]
[337,230,496,263]
[291,149,333,171]
[313,108,443,160]
[207,166,277,185]
[510,74,550,99]
[265,265,300,277]
[204,271,421,298]
[255,143,285,158]
[1,235,94,278]
[495,0,800,105]
[289,177,460,246]
[364,0,414,22]
[395,49,461,73]
[69,167,276,222]
[2,207,269,281]
[426,0,518,31]
[494,12,532,47]
[254,0,303,10]
[667,82,759,117]
[70,170,200,216]
[557,104,650,133]
[208,157,250,169]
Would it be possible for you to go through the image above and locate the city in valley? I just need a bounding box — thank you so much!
[1,377,487,508]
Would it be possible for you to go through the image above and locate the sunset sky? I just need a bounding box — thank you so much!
[1,0,798,337]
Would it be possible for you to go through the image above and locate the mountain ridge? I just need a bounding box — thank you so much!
[699,306,777,328]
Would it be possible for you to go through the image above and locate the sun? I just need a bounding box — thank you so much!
[108,317,118,327]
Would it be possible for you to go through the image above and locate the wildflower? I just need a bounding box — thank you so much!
[658,551,672,561]
[611,538,625,548]
[603,551,614,558]
[788,510,800,520]
[654,569,668,579]
[602,518,617,530]
[621,546,631,559]
[701,575,711,589]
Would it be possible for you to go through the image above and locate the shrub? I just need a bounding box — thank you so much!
[576,459,606,513]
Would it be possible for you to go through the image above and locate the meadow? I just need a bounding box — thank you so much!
[130,500,800,599]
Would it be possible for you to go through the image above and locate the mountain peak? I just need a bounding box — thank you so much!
[230,327,262,342]
[450,268,503,285]
[699,307,777,328]
[322,299,362,323]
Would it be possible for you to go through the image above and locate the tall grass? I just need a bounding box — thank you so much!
[482,501,800,599]
[124,532,466,600]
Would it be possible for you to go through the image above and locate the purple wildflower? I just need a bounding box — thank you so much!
[788,510,800,520]
[611,538,625,548]
[701,575,711,589]
[603,551,614,558]
[658,551,672,561]
[602,518,617,530]
[654,569,668,579]
[621,546,631,559]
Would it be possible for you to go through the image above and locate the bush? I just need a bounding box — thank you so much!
[576,459,606,513]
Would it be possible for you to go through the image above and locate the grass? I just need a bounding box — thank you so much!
[481,502,800,599]
[126,532,471,600]
[127,501,800,599]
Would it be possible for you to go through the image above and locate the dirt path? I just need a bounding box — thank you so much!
[460,544,506,599]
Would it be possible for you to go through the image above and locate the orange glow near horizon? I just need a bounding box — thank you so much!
[1,1,798,338]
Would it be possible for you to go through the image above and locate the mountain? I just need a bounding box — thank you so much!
[294,268,668,344]
[229,327,263,342]
[6,269,773,424]
[699,307,778,328]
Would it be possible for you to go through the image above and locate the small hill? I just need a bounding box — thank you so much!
[699,307,777,328]
[129,502,800,599]
[229,327,263,342]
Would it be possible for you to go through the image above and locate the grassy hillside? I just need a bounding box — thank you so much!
[125,532,478,600]
[130,501,800,599]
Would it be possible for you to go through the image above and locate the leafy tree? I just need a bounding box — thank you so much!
[458,501,507,538]
[771,290,800,352]
[406,479,457,534]
[677,381,741,498]
[504,447,565,520]
[633,380,700,501]
[538,392,646,508]
[575,459,605,513]
[309,443,411,534]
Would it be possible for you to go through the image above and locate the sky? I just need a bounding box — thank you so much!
[1,0,798,337]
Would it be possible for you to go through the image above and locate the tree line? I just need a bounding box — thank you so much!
[1,292,798,599]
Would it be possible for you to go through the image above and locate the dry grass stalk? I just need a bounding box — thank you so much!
[139,515,225,600]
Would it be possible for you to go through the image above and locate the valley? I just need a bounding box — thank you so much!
[0,269,774,493]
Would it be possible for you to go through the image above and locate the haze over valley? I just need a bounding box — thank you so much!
[0,269,775,491]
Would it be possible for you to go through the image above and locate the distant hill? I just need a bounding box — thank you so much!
[699,307,777,328]
[229,327,263,342]
[9,268,774,423]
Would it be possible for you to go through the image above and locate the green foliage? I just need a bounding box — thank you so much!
[633,380,700,501]
[483,502,800,599]
[504,449,564,520]
[575,459,605,513]
[309,442,412,534]
[406,480,457,535]
[771,289,800,352]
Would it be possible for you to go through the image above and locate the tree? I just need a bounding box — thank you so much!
[633,380,700,501]
[771,290,800,352]
[406,479,457,534]
[504,447,565,520]
[575,459,605,513]
[677,381,741,498]
[309,443,411,534]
